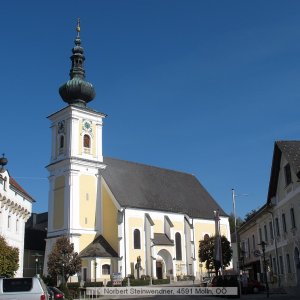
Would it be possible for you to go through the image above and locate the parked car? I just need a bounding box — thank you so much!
[0,276,49,300]
[48,286,65,299]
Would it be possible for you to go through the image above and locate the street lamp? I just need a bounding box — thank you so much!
[35,258,38,275]
[32,253,43,276]
[94,258,97,283]
[258,241,269,298]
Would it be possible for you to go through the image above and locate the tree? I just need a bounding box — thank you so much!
[0,235,19,277]
[198,235,232,276]
[244,209,257,222]
[47,236,81,284]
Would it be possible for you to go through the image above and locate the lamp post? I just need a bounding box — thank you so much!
[32,253,43,276]
[35,258,38,275]
[94,258,97,283]
[232,189,248,298]
[62,262,65,286]
[258,241,269,298]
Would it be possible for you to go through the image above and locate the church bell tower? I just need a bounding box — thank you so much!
[44,20,106,272]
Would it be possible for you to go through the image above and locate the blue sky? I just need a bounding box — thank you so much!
[2,0,300,219]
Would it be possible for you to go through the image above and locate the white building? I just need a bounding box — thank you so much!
[0,156,33,277]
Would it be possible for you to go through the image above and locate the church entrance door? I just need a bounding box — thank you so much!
[156,261,163,279]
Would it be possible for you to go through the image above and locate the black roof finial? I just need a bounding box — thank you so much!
[0,153,8,173]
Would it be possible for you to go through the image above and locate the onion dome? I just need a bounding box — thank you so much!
[59,19,96,107]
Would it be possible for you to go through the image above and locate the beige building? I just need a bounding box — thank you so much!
[43,23,231,283]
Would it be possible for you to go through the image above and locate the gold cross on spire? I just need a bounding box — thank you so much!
[76,18,81,37]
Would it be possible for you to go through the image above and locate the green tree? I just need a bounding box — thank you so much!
[0,235,19,277]
[47,236,81,284]
[198,235,232,276]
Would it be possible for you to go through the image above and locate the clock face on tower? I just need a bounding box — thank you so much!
[82,120,92,133]
[58,120,65,134]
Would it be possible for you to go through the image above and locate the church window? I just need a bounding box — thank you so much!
[85,217,88,224]
[86,193,89,201]
[16,219,19,232]
[83,134,91,149]
[102,264,110,275]
[133,229,141,249]
[8,215,11,229]
[175,232,182,260]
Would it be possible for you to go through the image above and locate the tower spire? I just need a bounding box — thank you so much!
[59,19,96,107]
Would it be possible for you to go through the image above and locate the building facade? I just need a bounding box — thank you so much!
[239,141,300,288]
[43,22,230,283]
[0,156,33,277]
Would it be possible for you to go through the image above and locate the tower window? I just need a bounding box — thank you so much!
[175,232,182,260]
[60,135,64,149]
[133,229,141,249]
[83,134,91,148]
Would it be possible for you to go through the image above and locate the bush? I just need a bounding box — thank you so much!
[153,278,170,285]
[84,281,104,287]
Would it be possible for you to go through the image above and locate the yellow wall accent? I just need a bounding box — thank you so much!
[53,176,65,229]
[102,185,118,253]
[128,217,144,264]
[80,175,96,228]
[173,221,184,232]
[79,234,96,252]
[153,219,163,233]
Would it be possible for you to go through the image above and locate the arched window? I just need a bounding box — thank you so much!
[102,264,110,275]
[175,232,182,260]
[134,229,141,249]
[59,135,64,149]
[83,134,91,148]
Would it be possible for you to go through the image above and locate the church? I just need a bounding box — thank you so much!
[43,21,230,283]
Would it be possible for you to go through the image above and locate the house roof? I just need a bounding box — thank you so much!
[9,176,35,202]
[152,233,174,246]
[79,235,118,258]
[267,141,300,204]
[102,157,227,219]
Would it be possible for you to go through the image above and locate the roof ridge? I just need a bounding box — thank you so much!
[104,156,196,177]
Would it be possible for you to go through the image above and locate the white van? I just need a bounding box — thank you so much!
[0,276,49,300]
